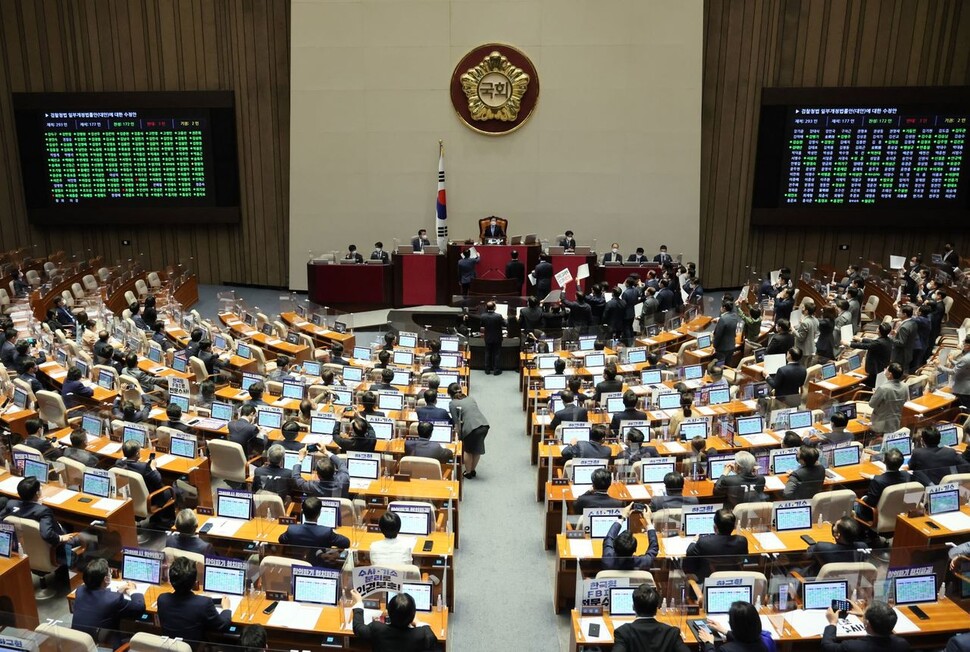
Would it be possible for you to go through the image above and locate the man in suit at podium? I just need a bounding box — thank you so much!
[483,217,505,241]
[370,242,390,263]
[458,249,479,297]
[654,244,673,265]
[411,229,431,251]
[558,230,577,250]
[602,243,623,264]
[627,247,648,264]
[505,250,525,292]
[344,244,363,263]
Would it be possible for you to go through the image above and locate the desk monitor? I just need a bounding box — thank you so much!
[243,312,255,327]
[97,368,114,390]
[333,321,348,334]
[203,558,246,597]
[909,382,923,400]
[368,417,394,441]
[81,414,103,437]
[640,461,675,483]
[310,313,323,327]
[704,583,753,614]
[377,392,404,412]
[588,512,623,539]
[707,454,736,480]
[310,415,337,436]
[292,567,340,606]
[302,360,322,376]
[788,410,813,430]
[212,333,228,351]
[571,462,608,485]
[641,369,662,385]
[398,333,417,349]
[342,365,363,383]
[430,422,453,444]
[679,420,709,441]
[283,450,313,475]
[708,387,731,406]
[75,358,89,378]
[123,425,147,447]
[770,448,800,475]
[656,392,682,410]
[0,530,12,558]
[683,511,717,536]
[389,504,433,536]
[620,421,651,440]
[439,353,461,369]
[147,347,163,364]
[561,424,591,443]
[833,402,857,420]
[831,445,861,468]
[314,499,341,529]
[937,424,959,448]
[55,347,70,366]
[171,354,188,373]
[847,354,861,371]
[695,334,712,350]
[440,337,460,353]
[395,582,434,612]
[241,372,263,392]
[645,324,661,337]
[392,350,414,366]
[802,580,848,610]
[584,352,606,369]
[235,343,252,360]
[353,346,372,361]
[547,397,564,416]
[331,388,352,407]
[742,382,770,400]
[928,488,960,515]
[668,316,683,330]
[390,369,410,387]
[82,471,111,497]
[170,434,198,460]
[682,365,703,381]
[882,434,913,458]
[210,401,234,423]
[626,347,648,365]
[774,504,812,531]
[347,456,380,481]
[280,380,305,401]
[437,372,459,388]
[820,363,838,380]
[22,459,49,484]
[578,336,597,351]
[216,491,253,520]
[605,395,626,414]
[893,574,937,606]
[536,355,558,370]
[256,408,283,430]
[122,549,163,585]
[544,375,567,391]
[609,587,637,616]
[736,415,765,437]
[169,394,190,413]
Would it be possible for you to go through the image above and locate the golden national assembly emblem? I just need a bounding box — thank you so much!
[450,44,539,136]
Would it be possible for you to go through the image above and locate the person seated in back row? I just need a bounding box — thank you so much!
[572,468,624,513]
[166,509,216,557]
[405,422,454,465]
[602,503,658,571]
[684,508,748,581]
[561,423,611,460]
[649,471,698,511]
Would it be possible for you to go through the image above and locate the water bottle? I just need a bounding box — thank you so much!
[660,597,668,614]
[436,593,444,613]
[938,582,947,600]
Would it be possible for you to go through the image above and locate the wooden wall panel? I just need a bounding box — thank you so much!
[0,0,289,287]
[702,0,970,288]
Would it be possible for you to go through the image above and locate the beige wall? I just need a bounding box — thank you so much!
[289,0,702,291]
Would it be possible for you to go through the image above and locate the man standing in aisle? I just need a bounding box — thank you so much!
[480,301,506,376]
[712,299,741,365]
[505,250,525,293]
[458,249,479,297]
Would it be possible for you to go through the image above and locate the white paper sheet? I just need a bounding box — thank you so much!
[741,433,778,446]
[577,617,610,643]
[91,498,126,512]
[205,517,246,537]
[930,511,970,532]
[154,454,176,468]
[661,536,696,557]
[577,264,590,280]
[840,324,854,345]
[646,483,667,496]
[784,610,864,638]
[569,484,593,499]
[889,255,906,270]
[266,601,322,629]
[695,406,716,416]
[764,476,786,491]
[98,442,123,455]
[763,353,787,375]
[626,484,651,500]
[752,532,786,551]
[46,489,78,505]
[664,442,686,453]
[528,273,537,286]
[891,608,920,634]
[0,476,23,494]
[817,381,838,391]
[568,539,594,558]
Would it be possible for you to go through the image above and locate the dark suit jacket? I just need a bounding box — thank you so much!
[61,378,94,408]
[603,298,627,332]
[807,541,863,574]
[613,617,690,652]
[157,592,231,647]
[505,259,525,289]
[551,404,589,431]
[765,331,794,356]
[594,379,624,403]
[457,256,478,284]
[352,608,438,651]
[862,469,912,506]
[23,435,54,456]
[534,261,554,297]
[0,500,65,546]
[415,405,451,423]
[228,419,262,453]
[115,458,163,493]
[766,363,807,401]
[333,431,377,453]
[610,408,648,434]
[484,225,505,239]
[480,311,505,344]
[252,464,294,497]
[18,373,42,394]
[909,445,966,485]
[411,236,431,251]
[684,533,748,580]
[562,299,593,327]
[713,472,767,509]
[62,446,100,468]
[621,287,643,319]
[279,522,350,550]
[713,311,741,354]
[71,585,146,642]
[370,250,390,263]
[164,533,215,557]
[561,440,612,460]
[603,521,658,570]
[855,336,892,376]
[648,494,698,511]
[560,237,577,249]
[820,624,911,652]
[404,438,454,464]
[290,456,350,499]
[574,490,624,513]
[784,464,827,500]
[602,251,623,264]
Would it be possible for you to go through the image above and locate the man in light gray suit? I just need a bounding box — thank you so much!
[868,363,909,436]
[833,299,853,348]
[448,382,489,479]
[891,303,919,373]
[939,334,970,410]
[794,299,820,365]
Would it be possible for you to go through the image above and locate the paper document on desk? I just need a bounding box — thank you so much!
[661,536,695,557]
[206,517,246,537]
[891,609,920,634]
[930,511,970,532]
[0,476,23,495]
[646,483,666,496]
[825,471,845,483]
[568,539,594,558]
[110,580,150,596]
[784,611,864,637]
[569,484,593,500]
[741,433,778,446]
[664,442,686,454]
[267,602,322,629]
[626,484,651,500]
[695,406,716,416]
[193,418,229,431]
[742,400,758,410]
[98,442,123,455]
[46,489,78,505]
[933,390,956,401]
[264,338,283,346]
[752,532,786,551]
[154,454,176,468]
[91,498,125,513]
[903,401,927,412]
[764,476,786,491]
[817,381,838,390]
[578,617,610,643]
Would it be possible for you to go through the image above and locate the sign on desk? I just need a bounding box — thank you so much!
[353,566,404,597]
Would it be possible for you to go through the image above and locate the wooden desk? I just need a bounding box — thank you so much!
[280,312,356,351]
[37,361,119,404]
[891,505,970,567]
[218,313,310,362]
[903,390,957,426]
[0,554,39,629]
[0,405,37,438]
[595,263,662,289]
[307,262,393,311]
[394,253,449,306]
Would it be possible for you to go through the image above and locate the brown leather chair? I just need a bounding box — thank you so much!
[478,216,509,243]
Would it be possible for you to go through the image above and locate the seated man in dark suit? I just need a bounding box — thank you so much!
[405,422,454,465]
[649,472,699,511]
[111,398,150,424]
[684,508,748,581]
[804,517,865,577]
[122,353,167,392]
[151,321,174,351]
[228,404,264,455]
[290,448,350,499]
[505,250,525,290]
[558,230,577,250]
[278,496,350,562]
[115,439,174,517]
[276,419,305,452]
[411,229,431,252]
[612,584,690,652]
[561,424,612,460]
[713,451,767,510]
[17,358,43,394]
[550,390,589,432]
[22,418,61,458]
[343,244,364,263]
[908,425,966,486]
[573,468,624,513]
[627,247,648,264]
[370,368,396,392]
[854,448,911,523]
[609,390,647,435]
[358,391,385,418]
[482,217,505,241]
[763,347,808,407]
[253,444,294,498]
[333,417,377,453]
[157,556,232,648]
[602,243,623,264]
[593,364,624,403]
[165,403,194,434]
[61,366,94,408]
[197,340,229,379]
[0,477,80,570]
[603,503,659,571]
[165,509,216,556]
[821,600,911,652]
[71,558,146,645]
[816,411,853,446]
[350,588,437,652]
[61,427,100,468]
[415,389,451,423]
[783,445,827,500]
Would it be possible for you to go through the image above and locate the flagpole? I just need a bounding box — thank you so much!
[435,141,448,250]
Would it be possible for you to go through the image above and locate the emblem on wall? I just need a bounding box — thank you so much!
[451,44,539,135]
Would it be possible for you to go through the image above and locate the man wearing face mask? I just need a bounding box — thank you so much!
[603,242,622,264]
[483,217,505,242]
[370,241,390,263]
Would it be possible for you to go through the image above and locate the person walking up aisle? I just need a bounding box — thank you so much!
[448,382,489,479]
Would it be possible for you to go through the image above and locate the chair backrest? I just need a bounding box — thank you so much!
[207,439,248,482]
[36,622,97,652]
[254,492,286,519]
[109,467,151,518]
[25,270,41,287]
[873,481,925,533]
[97,267,111,282]
[864,295,879,312]
[146,272,162,289]
[594,569,656,586]
[709,571,768,602]
[651,508,682,535]
[189,356,209,383]
[162,547,205,580]
[733,502,773,530]
[265,380,283,397]
[58,455,87,489]
[124,290,137,306]
[811,489,856,524]
[940,473,970,501]
[135,279,149,296]
[250,345,270,374]
[0,289,9,307]
[129,632,193,652]
[4,515,57,573]
[259,555,311,594]
[71,282,85,300]
[154,426,184,452]
[36,390,69,428]
[256,313,269,329]
[13,378,36,406]
[273,321,288,338]
[398,456,442,481]
[816,562,879,599]
[82,274,98,292]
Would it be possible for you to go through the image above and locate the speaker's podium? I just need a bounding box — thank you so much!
[447,237,540,297]
[393,246,448,307]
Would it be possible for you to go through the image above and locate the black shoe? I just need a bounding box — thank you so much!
[485,369,492,375]
[463,470,477,479]
[494,370,503,375]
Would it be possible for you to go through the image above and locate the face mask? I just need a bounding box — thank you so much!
[376,248,382,253]
[612,248,618,253]
[490,223,496,228]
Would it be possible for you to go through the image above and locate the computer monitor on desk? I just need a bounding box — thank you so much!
[82,471,111,498]
[216,490,254,520]
[571,462,607,485]
[122,548,163,585]
[389,504,433,536]
[292,567,340,606]
[773,501,812,531]
[893,574,937,606]
[770,448,800,475]
[802,580,848,610]
[608,587,636,617]
[203,557,247,597]
[704,582,753,614]
[927,486,960,516]
[561,424,591,443]
[640,460,675,483]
